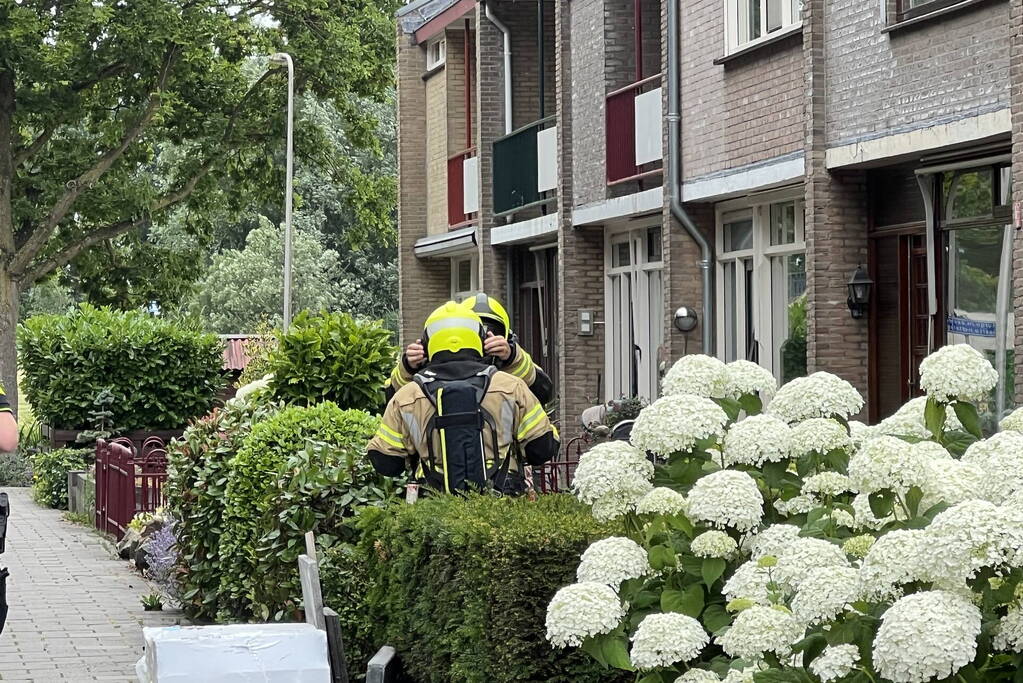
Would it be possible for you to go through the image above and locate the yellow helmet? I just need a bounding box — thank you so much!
[422,301,486,360]
[464,292,511,336]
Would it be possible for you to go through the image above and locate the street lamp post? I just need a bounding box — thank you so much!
[270,52,294,329]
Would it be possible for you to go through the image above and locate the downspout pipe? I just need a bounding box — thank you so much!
[484,3,513,135]
[666,0,714,354]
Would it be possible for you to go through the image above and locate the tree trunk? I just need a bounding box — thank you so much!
[0,270,19,417]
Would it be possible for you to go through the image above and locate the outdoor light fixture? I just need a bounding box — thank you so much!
[674,307,698,333]
[847,265,873,320]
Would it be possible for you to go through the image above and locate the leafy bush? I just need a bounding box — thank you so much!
[217,402,385,621]
[236,319,279,387]
[31,448,91,508]
[19,304,226,430]
[0,449,33,487]
[167,396,281,621]
[268,310,394,410]
[324,494,629,683]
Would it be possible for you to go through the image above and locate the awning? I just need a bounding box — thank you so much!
[414,226,478,258]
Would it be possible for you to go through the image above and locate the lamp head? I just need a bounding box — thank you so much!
[673,306,698,334]
[269,52,291,66]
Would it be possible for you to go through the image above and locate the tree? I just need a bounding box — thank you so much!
[0,0,398,406]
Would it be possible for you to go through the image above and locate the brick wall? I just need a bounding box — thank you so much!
[425,70,448,235]
[1011,0,1023,401]
[570,0,605,208]
[678,0,804,181]
[397,29,452,346]
[825,0,1010,148]
[664,205,712,361]
[446,26,471,156]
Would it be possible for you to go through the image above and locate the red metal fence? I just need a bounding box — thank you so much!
[533,435,586,494]
[95,437,169,540]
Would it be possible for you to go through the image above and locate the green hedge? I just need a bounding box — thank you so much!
[32,448,92,509]
[323,495,631,683]
[19,305,225,430]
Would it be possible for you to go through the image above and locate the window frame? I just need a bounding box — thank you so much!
[896,0,970,22]
[715,189,806,381]
[450,254,478,303]
[426,37,446,70]
[724,0,803,55]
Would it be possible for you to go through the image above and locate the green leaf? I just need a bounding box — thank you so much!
[717,398,742,422]
[753,668,804,683]
[952,402,984,439]
[667,513,695,538]
[868,490,895,519]
[662,584,704,618]
[738,393,763,415]
[905,486,924,518]
[702,558,727,587]
[795,633,828,668]
[703,603,732,633]
[581,633,634,671]
[924,396,946,439]
[648,544,677,571]
[942,429,979,457]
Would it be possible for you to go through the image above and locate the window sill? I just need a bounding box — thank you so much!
[421,64,445,81]
[883,0,1003,34]
[714,24,803,66]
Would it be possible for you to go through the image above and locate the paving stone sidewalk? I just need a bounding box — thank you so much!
[0,487,185,682]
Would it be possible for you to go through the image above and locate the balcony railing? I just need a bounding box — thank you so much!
[447,147,478,228]
[493,116,558,217]
[606,74,664,185]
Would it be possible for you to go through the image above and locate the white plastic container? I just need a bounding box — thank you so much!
[136,623,331,683]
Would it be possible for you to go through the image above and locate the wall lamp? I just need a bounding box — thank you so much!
[847,265,873,320]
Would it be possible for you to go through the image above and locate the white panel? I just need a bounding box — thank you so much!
[634,87,663,166]
[462,156,480,215]
[536,127,559,193]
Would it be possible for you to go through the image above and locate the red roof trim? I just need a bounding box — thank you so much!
[413,0,475,44]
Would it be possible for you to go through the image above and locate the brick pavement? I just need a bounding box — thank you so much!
[0,487,185,682]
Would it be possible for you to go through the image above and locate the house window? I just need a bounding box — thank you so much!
[451,255,477,302]
[716,194,807,383]
[726,0,802,52]
[426,37,446,70]
[605,226,665,402]
[896,0,969,22]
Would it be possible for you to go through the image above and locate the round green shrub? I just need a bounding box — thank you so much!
[268,310,394,410]
[31,448,92,509]
[19,305,226,430]
[217,402,385,621]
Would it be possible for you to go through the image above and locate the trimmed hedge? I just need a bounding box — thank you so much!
[31,447,91,509]
[19,305,225,430]
[323,495,631,683]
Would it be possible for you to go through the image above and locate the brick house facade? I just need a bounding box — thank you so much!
[396,0,1022,435]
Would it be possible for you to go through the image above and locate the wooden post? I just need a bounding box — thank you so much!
[298,555,326,631]
[323,607,349,683]
[366,646,398,683]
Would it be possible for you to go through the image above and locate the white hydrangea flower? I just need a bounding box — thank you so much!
[235,376,271,400]
[791,566,860,625]
[848,435,928,494]
[662,354,729,399]
[858,529,930,602]
[675,670,721,683]
[848,420,875,447]
[883,396,965,435]
[872,590,981,683]
[722,415,793,467]
[911,440,954,463]
[687,470,764,532]
[789,418,852,457]
[635,487,687,515]
[919,459,986,511]
[801,472,854,497]
[744,524,802,560]
[774,495,817,517]
[767,372,864,423]
[545,582,627,647]
[721,666,761,683]
[919,344,998,403]
[577,537,651,587]
[993,606,1023,653]
[830,508,856,529]
[841,533,876,558]
[630,613,709,670]
[717,605,804,660]
[1000,406,1023,433]
[691,530,738,559]
[924,500,1023,583]
[723,560,776,605]
[851,492,896,530]
[774,538,850,590]
[810,644,860,682]
[631,394,729,456]
[723,360,778,400]
[572,442,654,520]
[961,432,1023,503]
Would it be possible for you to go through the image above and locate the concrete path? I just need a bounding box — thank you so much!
[0,487,185,682]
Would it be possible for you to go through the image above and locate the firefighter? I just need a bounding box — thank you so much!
[386,293,554,405]
[0,385,17,453]
[368,302,560,495]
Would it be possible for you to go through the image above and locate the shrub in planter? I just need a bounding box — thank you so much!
[19,304,225,430]
[217,402,384,621]
[31,447,91,509]
[332,494,629,683]
[166,395,281,621]
[267,310,394,410]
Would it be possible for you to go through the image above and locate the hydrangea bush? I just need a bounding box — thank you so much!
[548,346,1023,683]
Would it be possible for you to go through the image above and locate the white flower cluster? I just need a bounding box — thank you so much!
[789,418,851,457]
[722,415,792,467]
[545,582,626,647]
[1000,406,1023,433]
[686,470,764,532]
[961,432,1023,503]
[810,644,860,682]
[675,670,721,683]
[872,590,981,683]
[630,613,709,670]
[724,360,778,400]
[925,500,1023,584]
[774,537,850,590]
[848,435,928,494]
[858,529,929,602]
[801,472,853,498]
[690,530,738,559]
[717,605,803,661]
[851,492,897,530]
[872,396,963,439]
[635,487,687,515]
[790,566,860,625]
[993,606,1023,653]
[744,524,801,560]
[571,441,653,521]
[918,343,998,403]
[767,372,863,423]
[662,354,729,399]
[723,560,774,606]
[631,394,729,456]
[577,537,651,587]
[773,495,816,517]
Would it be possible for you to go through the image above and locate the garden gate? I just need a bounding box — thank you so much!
[94,437,169,540]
